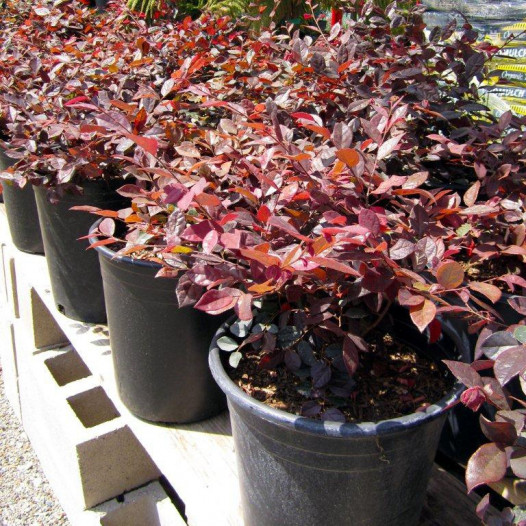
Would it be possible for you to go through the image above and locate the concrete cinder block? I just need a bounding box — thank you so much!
[18,346,160,510]
[16,286,68,350]
[88,481,186,526]
[0,319,21,419]
[0,243,19,319]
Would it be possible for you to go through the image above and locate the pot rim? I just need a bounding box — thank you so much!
[89,218,162,270]
[209,316,469,438]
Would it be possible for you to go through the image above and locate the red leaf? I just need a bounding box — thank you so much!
[371,175,407,195]
[133,107,148,133]
[502,245,526,256]
[88,238,117,249]
[428,318,442,344]
[460,205,498,216]
[65,95,89,106]
[409,299,436,332]
[291,112,318,122]
[202,230,219,254]
[508,296,526,315]
[234,293,253,321]
[310,256,360,277]
[182,221,214,242]
[194,193,221,208]
[463,181,481,207]
[123,133,158,156]
[497,274,526,292]
[398,289,425,307]
[268,216,311,242]
[389,239,415,260]
[257,205,271,223]
[303,124,331,140]
[436,261,465,289]
[466,443,507,493]
[468,282,502,304]
[239,249,281,267]
[336,148,359,167]
[116,184,144,198]
[194,288,240,315]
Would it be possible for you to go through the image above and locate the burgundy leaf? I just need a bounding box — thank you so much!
[479,415,517,445]
[509,296,526,316]
[358,209,380,236]
[389,239,415,260]
[466,443,507,493]
[443,360,484,388]
[481,332,520,360]
[494,346,526,385]
[342,335,359,376]
[311,362,331,389]
[268,216,311,242]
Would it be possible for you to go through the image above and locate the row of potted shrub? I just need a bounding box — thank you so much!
[1,1,526,524]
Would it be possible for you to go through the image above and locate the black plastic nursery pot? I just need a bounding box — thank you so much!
[209,314,470,526]
[91,222,227,424]
[34,180,127,324]
[0,149,44,254]
[2,181,45,254]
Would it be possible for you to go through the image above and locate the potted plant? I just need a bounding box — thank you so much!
[84,2,524,521]
[0,0,164,321]
[79,12,250,422]
[0,2,45,253]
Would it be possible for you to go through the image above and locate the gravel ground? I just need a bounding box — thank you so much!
[0,367,70,526]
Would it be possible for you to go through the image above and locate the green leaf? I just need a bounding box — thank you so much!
[229,351,242,368]
[217,336,239,352]
[456,223,471,237]
[514,326,526,344]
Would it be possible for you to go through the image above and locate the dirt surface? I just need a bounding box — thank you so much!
[231,331,453,423]
[463,257,525,290]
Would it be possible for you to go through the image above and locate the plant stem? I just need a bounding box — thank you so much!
[362,298,392,337]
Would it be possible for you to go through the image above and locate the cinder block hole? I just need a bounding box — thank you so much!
[67,387,120,428]
[45,350,91,386]
[100,496,162,526]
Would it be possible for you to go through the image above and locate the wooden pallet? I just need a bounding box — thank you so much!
[0,204,496,525]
